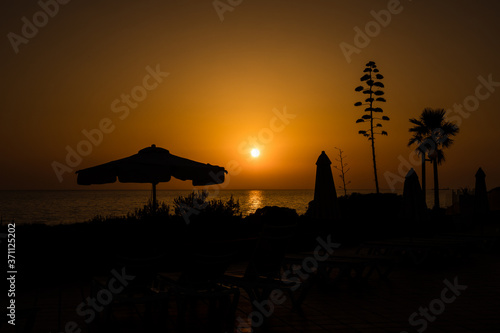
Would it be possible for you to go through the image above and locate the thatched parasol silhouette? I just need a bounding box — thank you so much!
[76,144,227,208]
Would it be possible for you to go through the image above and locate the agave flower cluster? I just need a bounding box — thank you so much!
[354,61,390,194]
[354,61,390,139]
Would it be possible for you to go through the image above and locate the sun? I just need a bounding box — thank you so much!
[251,148,260,158]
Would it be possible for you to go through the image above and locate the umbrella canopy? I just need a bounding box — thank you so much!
[312,151,340,220]
[474,167,489,216]
[76,144,227,204]
[403,168,427,227]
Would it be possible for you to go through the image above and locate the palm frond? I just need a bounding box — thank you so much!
[408,137,419,147]
[408,108,460,166]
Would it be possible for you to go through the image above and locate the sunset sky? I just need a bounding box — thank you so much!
[1,0,499,191]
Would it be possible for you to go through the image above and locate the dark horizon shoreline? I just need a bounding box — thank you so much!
[0,188,456,192]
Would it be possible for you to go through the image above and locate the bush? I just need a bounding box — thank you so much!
[87,199,171,225]
[204,196,241,218]
[129,198,171,220]
[173,190,241,219]
[173,190,209,218]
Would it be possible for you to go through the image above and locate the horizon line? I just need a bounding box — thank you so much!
[0,188,457,192]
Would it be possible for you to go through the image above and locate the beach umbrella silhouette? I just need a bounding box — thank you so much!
[403,168,427,235]
[474,167,489,216]
[312,151,340,220]
[76,144,227,208]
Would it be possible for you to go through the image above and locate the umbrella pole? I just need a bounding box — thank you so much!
[152,183,157,212]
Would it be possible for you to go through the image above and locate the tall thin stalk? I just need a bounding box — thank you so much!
[354,61,389,194]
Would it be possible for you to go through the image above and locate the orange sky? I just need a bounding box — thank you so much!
[1,0,499,191]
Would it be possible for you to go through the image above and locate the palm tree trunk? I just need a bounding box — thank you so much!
[432,158,439,210]
[152,182,157,212]
[421,154,426,206]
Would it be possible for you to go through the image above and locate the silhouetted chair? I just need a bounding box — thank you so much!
[155,251,240,332]
[91,253,170,330]
[358,236,477,265]
[283,250,396,285]
[222,223,309,324]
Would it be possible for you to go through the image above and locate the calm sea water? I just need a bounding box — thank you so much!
[0,189,453,225]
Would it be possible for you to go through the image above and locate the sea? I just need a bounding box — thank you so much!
[0,189,454,226]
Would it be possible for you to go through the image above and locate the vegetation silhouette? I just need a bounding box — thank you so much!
[408,108,459,209]
[333,147,351,196]
[354,60,389,194]
[173,190,241,220]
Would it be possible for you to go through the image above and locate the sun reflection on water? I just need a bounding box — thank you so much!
[247,190,264,215]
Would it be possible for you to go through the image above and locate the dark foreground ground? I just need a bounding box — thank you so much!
[1,201,499,333]
[3,226,500,333]
[12,245,500,333]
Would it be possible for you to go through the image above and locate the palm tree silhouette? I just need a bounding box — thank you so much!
[408,108,459,210]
